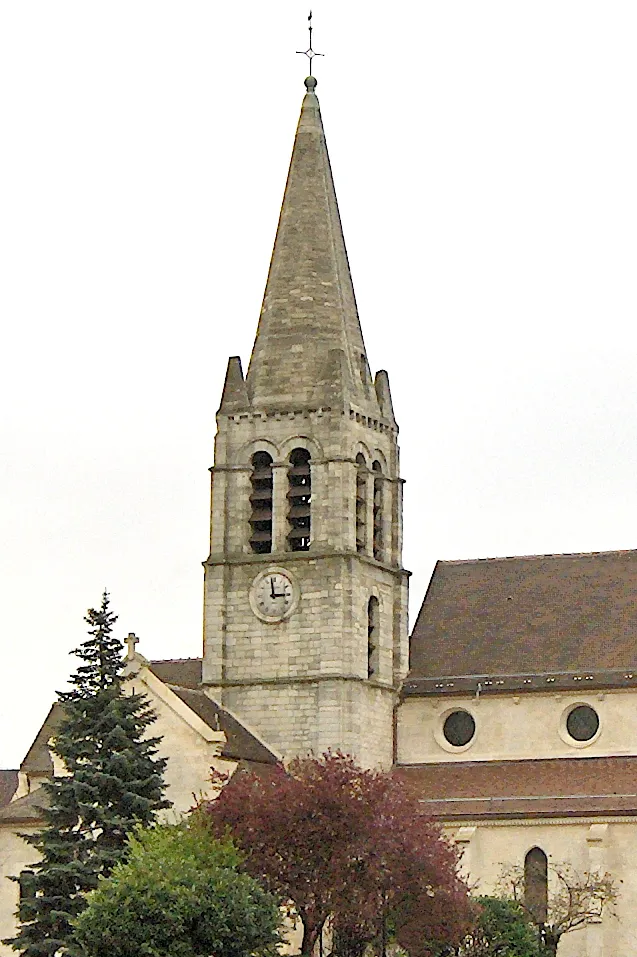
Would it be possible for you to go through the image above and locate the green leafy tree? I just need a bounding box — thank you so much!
[4,592,169,956]
[73,822,282,957]
[455,896,540,956]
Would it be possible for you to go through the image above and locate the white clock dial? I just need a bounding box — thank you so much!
[250,569,298,622]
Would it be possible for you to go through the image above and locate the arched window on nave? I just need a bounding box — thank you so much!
[524,847,548,926]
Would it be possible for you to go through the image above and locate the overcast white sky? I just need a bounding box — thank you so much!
[1,1,636,768]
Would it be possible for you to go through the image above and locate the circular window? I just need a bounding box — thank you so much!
[443,710,476,747]
[566,705,599,742]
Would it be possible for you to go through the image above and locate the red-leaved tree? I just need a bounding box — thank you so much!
[198,753,473,957]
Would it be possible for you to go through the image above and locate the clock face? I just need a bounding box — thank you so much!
[250,569,298,622]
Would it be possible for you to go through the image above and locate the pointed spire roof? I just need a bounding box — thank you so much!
[246,78,382,416]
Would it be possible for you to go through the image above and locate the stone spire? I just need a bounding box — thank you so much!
[245,78,384,417]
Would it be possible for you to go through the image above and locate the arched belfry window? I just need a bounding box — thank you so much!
[524,847,548,925]
[287,448,311,551]
[372,460,383,561]
[355,453,367,553]
[249,451,273,554]
[367,597,380,678]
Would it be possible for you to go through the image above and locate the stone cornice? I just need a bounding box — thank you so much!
[204,548,410,578]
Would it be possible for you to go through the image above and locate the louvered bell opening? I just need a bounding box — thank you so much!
[288,527,311,551]
[252,468,273,483]
[356,467,366,552]
[373,533,383,561]
[372,474,383,560]
[250,509,273,523]
[368,597,380,678]
[288,464,311,479]
[287,485,311,500]
[288,448,311,551]
[288,503,311,519]
[250,495,273,512]
[356,504,366,552]
[250,452,273,554]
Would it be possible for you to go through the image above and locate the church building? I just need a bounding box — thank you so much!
[2,76,637,956]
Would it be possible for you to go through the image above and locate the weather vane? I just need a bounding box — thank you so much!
[296,10,324,76]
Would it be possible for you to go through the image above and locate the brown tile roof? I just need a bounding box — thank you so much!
[169,687,279,766]
[396,756,637,820]
[0,771,18,808]
[408,550,637,689]
[148,659,278,765]
[148,658,202,689]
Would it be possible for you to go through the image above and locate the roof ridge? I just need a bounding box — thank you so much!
[439,547,637,566]
[150,657,202,664]
[418,793,637,803]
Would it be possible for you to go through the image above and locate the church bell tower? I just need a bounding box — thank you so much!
[202,77,409,768]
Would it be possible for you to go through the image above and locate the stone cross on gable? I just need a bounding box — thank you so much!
[125,632,139,660]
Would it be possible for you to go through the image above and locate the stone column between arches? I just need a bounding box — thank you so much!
[271,463,288,552]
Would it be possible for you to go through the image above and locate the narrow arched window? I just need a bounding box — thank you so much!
[367,596,380,678]
[355,453,367,553]
[372,460,383,561]
[287,448,311,551]
[249,451,273,554]
[524,847,548,925]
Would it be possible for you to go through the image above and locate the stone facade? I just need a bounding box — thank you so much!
[397,689,637,765]
[444,819,636,957]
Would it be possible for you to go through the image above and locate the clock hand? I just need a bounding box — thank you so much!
[270,577,276,599]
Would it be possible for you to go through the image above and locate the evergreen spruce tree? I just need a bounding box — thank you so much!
[4,592,170,956]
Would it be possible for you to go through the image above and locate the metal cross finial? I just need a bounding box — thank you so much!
[296,10,324,76]
[125,632,139,660]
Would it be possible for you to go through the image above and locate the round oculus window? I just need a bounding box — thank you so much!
[566,705,599,742]
[443,710,476,747]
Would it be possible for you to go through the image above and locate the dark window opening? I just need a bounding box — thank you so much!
[356,453,367,553]
[524,847,548,925]
[367,596,379,678]
[287,448,311,551]
[372,460,383,561]
[19,870,35,903]
[249,451,273,554]
[443,710,475,747]
[566,705,599,742]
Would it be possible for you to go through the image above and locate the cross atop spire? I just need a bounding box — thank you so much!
[125,632,139,660]
[296,10,324,77]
